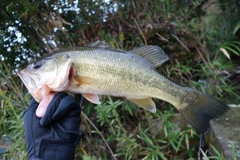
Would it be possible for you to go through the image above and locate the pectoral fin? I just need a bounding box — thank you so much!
[82,93,101,104]
[75,76,99,86]
[127,97,156,113]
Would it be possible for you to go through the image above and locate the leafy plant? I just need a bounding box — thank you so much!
[0,62,29,160]
[1,0,240,159]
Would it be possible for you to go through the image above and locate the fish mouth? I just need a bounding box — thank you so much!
[18,70,37,92]
[18,70,32,87]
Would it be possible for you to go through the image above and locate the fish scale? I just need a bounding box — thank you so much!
[18,45,230,134]
[68,50,172,98]
[66,49,197,111]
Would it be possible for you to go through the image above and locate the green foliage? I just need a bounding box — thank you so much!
[79,96,199,159]
[0,63,29,159]
[220,41,240,56]
[1,0,240,159]
[231,142,240,160]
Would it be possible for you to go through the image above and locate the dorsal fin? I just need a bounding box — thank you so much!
[89,40,126,53]
[89,40,111,48]
[89,41,169,68]
[129,45,169,68]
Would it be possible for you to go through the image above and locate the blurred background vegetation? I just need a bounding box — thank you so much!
[0,0,240,159]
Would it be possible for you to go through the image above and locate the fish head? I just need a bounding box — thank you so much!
[18,54,72,102]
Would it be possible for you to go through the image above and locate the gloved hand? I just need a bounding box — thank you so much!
[23,92,82,160]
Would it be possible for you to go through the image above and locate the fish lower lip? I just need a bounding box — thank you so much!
[17,70,25,80]
[18,70,37,90]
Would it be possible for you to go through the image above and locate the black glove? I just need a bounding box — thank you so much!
[23,92,82,160]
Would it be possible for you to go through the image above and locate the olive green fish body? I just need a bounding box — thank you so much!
[18,45,230,134]
[61,48,186,107]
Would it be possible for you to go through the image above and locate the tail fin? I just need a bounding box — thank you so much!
[178,88,230,134]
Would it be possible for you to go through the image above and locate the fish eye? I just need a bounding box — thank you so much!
[33,62,42,69]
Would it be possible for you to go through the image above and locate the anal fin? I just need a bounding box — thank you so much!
[127,97,156,113]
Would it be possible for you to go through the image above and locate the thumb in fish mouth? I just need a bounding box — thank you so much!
[36,92,56,118]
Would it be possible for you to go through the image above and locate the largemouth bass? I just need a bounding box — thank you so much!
[18,42,229,133]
